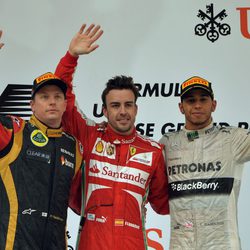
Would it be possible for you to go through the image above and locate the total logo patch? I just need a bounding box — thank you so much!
[30,130,48,147]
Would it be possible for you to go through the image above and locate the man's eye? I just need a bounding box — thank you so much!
[126,103,133,108]
[186,98,195,103]
[201,97,209,101]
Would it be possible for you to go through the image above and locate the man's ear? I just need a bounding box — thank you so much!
[212,100,217,112]
[63,99,67,112]
[103,106,108,118]
[30,100,35,113]
[179,102,184,114]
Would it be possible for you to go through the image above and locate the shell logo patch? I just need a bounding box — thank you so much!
[130,146,136,156]
[92,138,116,159]
[30,130,48,147]
[95,141,104,153]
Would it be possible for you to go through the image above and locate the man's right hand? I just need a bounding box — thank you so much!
[68,24,103,57]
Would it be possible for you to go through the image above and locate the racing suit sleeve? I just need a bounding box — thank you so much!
[147,147,169,215]
[69,168,82,215]
[69,139,85,215]
[54,51,95,143]
[0,115,23,156]
[55,52,93,217]
[0,115,25,158]
[0,117,12,152]
[232,128,250,164]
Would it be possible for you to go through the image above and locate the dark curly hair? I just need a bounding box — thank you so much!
[101,75,139,108]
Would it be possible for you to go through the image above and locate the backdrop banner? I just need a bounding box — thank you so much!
[0,1,250,249]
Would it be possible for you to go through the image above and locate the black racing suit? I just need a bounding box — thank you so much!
[0,115,83,250]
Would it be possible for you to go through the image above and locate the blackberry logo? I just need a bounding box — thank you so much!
[195,3,231,42]
[171,183,177,191]
[169,178,234,199]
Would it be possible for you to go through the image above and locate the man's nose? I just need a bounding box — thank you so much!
[49,96,56,104]
[194,100,202,108]
[119,105,127,114]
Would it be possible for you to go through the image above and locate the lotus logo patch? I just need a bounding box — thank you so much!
[30,130,48,147]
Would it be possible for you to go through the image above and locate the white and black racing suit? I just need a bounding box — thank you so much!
[159,122,250,250]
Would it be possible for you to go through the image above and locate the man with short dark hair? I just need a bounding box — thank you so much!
[0,72,83,250]
[55,24,169,250]
[160,76,250,250]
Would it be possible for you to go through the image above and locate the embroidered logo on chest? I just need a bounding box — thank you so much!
[92,138,116,159]
[30,130,48,147]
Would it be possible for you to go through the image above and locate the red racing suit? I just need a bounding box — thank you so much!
[55,52,169,250]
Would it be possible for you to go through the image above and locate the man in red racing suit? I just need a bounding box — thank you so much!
[55,24,169,250]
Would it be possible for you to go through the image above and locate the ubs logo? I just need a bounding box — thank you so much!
[195,3,231,42]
